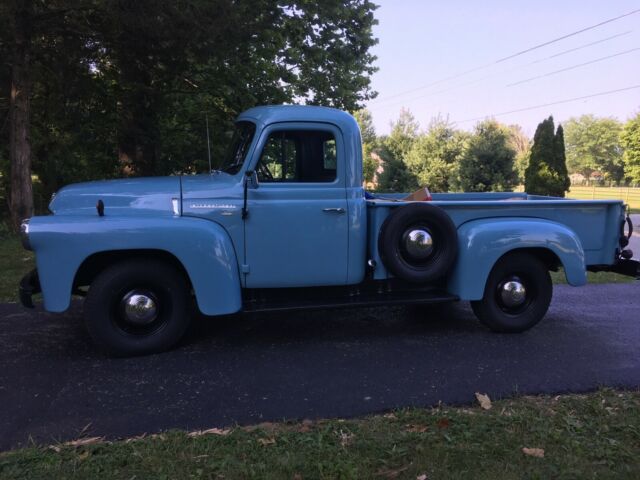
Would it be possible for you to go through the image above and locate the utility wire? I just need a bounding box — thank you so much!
[454,85,640,124]
[507,47,640,87]
[369,8,640,105]
[495,8,640,63]
[369,31,634,111]
[528,30,632,64]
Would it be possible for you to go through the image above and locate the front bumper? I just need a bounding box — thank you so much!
[19,269,41,308]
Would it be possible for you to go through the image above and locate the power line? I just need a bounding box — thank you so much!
[369,31,634,111]
[369,8,640,105]
[495,8,640,63]
[529,30,632,64]
[454,85,640,124]
[507,47,640,87]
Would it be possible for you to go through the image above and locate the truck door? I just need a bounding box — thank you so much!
[244,123,348,287]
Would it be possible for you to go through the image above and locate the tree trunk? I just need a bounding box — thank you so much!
[9,0,34,231]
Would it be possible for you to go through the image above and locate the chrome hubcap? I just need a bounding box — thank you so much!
[404,229,434,259]
[121,291,158,325]
[499,280,527,308]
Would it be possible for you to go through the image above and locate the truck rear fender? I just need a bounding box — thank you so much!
[447,218,586,300]
[29,216,242,315]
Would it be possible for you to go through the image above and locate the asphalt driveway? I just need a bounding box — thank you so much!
[0,282,639,451]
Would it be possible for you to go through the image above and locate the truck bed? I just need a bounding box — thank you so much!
[366,192,626,278]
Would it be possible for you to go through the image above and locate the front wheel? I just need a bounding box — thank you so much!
[471,252,552,333]
[84,259,192,356]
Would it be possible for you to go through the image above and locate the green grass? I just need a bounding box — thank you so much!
[551,268,636,285]
[0,233,34,303]
[1,389,639,479]
[567,186,640,211]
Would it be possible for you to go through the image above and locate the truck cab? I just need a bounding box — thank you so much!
[19,105,638,356]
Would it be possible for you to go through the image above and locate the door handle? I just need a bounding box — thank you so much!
[322,207,346,214]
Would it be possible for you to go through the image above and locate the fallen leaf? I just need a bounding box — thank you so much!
[417,474,428,480]
[338,429,355,447]
[475,392,492,410]
[202,428,231,436]
[258,437,276,446]
[188,428,231,437]
[65,437,103,447]
[522,447,545,458]
[405,424,428,433]
[436,418,450,429]
[77,451,90,460]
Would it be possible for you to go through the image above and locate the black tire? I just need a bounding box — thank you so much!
[471,252,552,333]
[84,259,191,356]
[378,203,458,283]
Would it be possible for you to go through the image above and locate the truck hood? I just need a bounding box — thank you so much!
[49,176,181,216]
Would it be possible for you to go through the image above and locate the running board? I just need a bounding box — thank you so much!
[242,288,459,313]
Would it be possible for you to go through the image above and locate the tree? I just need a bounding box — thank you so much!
[384,108,419,162]
[553,124,570,193]
[5,0,34,230]
[1,0,380,229]
[621,113,640,185]
[376,148,417,193]
[353,109,378,183]
[456,120,517,192]
[524,116,570,197]
[564,115,624,184]
[507,124,530,184]
[405,117,467,192]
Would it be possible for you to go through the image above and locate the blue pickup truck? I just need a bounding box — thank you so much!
[19,105,638,356]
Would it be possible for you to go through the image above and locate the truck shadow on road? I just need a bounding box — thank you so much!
[186,302,485,347]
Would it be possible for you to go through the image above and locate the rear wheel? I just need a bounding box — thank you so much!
[471,252,552,333]
[84,259,191,356]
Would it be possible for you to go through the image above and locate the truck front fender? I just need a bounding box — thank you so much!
[29,215,241,315]
[447,218,586,300]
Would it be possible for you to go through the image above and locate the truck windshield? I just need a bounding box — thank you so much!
[219,121,256,175]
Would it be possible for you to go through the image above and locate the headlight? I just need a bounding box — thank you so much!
[20,218,32,250]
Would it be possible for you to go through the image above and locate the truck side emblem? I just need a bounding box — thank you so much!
[189,203,237,210]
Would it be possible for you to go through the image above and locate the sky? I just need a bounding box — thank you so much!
[365,0,640,136]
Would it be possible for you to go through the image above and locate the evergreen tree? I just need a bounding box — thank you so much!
[553,124,571,194]
[384,108,419,162]
[405,118,467,192]
[456,120,517,192]
[376,148,417,193]
[525,116,569,197]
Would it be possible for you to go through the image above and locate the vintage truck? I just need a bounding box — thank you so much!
[19,105,639,356]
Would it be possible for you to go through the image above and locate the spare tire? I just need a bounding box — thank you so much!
[378,203,458,283]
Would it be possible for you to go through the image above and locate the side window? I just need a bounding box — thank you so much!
[259,134,298,181]
[323,139,337,170]
[257,130,337,183]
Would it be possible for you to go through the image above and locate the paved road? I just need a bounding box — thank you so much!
[1,283,639,451]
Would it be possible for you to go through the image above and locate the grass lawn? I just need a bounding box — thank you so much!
[0,389,638,479]
[0,234,34,303]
